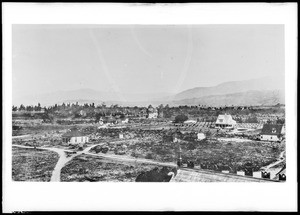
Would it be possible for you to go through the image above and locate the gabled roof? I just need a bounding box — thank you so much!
[62,130,86,138]
[260,124,283,135]
[170,168,278,182]
[216,114,236,125]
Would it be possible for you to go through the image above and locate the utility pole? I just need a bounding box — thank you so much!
[177,140,182,168]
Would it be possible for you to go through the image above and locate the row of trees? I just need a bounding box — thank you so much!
[12,103,42,112]
[12,102,285,124]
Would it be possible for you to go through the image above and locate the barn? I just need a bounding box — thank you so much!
[259,124,284,142]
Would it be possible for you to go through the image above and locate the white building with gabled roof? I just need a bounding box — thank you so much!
[62,128,89,144]
[215,114,237,129]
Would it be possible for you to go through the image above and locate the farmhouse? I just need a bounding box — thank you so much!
[259,124,284,142]
[62,129,89,144]
[215,114,237,128]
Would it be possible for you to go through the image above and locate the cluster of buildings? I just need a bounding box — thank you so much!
[62,112,285,145]
[209,113,285,142]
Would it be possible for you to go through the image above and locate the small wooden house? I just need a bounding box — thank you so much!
[259,124,284,142]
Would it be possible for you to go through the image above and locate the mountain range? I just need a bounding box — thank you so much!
[13,76,284,107]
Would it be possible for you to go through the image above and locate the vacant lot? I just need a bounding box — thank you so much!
[61,154,174,182]
[178,139,284,172]
[12,147,59,181]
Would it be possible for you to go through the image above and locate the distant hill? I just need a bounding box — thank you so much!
[13,76,285,107]
[170,90,284,106]
[172,76,284,101]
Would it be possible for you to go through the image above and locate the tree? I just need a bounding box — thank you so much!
[18,104,25,111]
[42,113,54,123]
[276,117,285,124]
[174,114,188,123]
[12,106,18,111]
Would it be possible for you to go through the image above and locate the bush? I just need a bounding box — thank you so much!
[145,153,153,159]
[174,114,188,123]
[101,147,109,154]
[131,151,138,158]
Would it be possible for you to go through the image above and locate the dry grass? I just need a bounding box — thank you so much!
[12,147,59,181]
[60,154,167,182]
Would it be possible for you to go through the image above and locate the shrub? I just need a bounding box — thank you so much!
[174,114,188,123]
[145,153,153,159]
[131,151,138,158]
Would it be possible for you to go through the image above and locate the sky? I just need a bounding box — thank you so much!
[12,24,284,98]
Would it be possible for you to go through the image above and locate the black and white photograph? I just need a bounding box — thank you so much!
[2,3,297,212]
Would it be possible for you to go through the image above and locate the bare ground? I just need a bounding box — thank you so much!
[12,147,59,181]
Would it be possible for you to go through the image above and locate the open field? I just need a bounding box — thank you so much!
[12,147,59,181]
[61,154,175,182]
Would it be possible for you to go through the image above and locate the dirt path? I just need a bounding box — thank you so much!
[12,144,104,182]
[12,135,30,139]
[217,137,253,143]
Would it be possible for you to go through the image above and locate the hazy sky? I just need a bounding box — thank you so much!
[13,24,284,97]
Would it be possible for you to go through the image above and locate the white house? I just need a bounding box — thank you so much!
[215,114,237,129]
[197,133,206,141]
[62,129,89,144]
[259,124,284,142]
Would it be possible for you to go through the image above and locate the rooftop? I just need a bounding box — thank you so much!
[216,114,236,125]
[260,124,284,135]
[170,168,279,182]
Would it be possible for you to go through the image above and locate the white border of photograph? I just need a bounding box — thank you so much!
[2,3,297,212]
